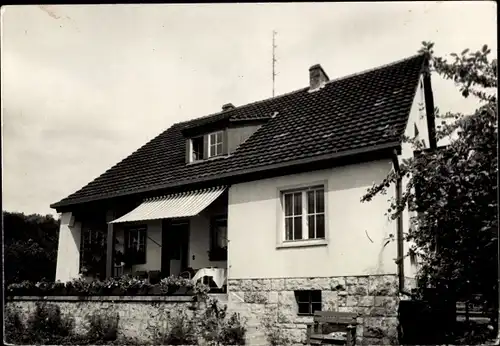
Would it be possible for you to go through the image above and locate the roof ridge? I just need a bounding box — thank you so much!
[174,53,424,128]
[175,86,309,128]
[323,53,425,86]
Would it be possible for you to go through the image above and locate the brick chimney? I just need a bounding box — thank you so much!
[309,64,329,91]
[222,103,235,111]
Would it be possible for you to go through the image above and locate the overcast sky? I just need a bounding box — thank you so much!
[1,2,497,217]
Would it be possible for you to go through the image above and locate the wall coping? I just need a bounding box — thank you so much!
[8,295,194,302]
[227,274,399,280]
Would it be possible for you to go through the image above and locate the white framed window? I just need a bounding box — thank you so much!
[208,131,223,158]
[282,185,325,242]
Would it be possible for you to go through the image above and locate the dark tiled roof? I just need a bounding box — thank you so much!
[52,54,426,209]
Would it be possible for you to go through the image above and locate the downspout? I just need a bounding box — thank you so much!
[392,150,410,295]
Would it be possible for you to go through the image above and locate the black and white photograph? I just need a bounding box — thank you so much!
[1,2,498,345]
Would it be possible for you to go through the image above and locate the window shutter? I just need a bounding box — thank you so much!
[203,134,209,159]
[185,139,191,163]
[222,129,229,155]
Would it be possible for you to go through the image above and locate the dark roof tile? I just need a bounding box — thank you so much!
[52,54,425,209]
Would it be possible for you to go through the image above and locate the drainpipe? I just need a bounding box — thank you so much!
[392,150,406,294]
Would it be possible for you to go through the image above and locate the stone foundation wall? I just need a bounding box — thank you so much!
[227,274,400,345]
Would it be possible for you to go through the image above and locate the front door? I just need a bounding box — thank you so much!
[161,220,189,277]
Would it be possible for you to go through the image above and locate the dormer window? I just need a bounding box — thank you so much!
[187,130,227,163]
[209,131,223,158]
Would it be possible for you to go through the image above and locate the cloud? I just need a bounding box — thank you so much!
[1,3,497,217]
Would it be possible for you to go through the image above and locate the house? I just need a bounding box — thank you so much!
[51,53,436,344]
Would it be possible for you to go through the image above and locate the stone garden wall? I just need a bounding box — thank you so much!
[226,274,400,345]
[7,275,402,345]
[6,295,228,343]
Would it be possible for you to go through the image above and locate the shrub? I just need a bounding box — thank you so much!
[153,308,198,345]
[260,310,292,346]
[198,297,247,345]
[24,302,75,343]
[220,312,247,345]
[5,306,25,343]
[85,310,120,342]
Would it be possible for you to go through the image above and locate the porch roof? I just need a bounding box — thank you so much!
[109,186,226,224]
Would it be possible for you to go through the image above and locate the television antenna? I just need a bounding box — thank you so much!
[272,30,278,97]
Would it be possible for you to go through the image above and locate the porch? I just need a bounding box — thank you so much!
[56,186,229,292]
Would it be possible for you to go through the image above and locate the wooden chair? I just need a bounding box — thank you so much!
[306,311,358,345]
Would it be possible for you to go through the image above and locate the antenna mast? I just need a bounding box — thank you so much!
[272,30,277,97]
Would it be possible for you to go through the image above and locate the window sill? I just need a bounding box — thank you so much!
[187,155,230,165]
[276,239,328,249]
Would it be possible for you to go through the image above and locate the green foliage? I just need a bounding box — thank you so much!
[24,302,75,344]
[147,296,246,345]
[4,306,26,343]
[85,310,120,342]
[197,297,247,345]
[362,42,497,316]
[153,308,198,345]
[3,211,60,285]
[7,275,210,297]
[259,309,293,346]
[5,303,123,345]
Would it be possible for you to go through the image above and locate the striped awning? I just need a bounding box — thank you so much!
[109,186,226,224]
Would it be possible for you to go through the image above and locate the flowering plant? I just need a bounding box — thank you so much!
[7,273,208,297]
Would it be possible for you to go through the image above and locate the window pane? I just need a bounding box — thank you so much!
[216,143,223,155]
[307,191,315,213]
[295,291,309,303]
[210,145,216,157]
[298,303,310,315]
[316,189,325,213]
[284,194,293,216]
[216,132,223,142]
[312,303,322,313]
[316,214,325,239]
[285,218,293,240]
[293,193,302,215]
[293,216,302,240]
[311,290,322,302]
[192,137,204,160]
[210,133,216,143]
[308,215,315,239]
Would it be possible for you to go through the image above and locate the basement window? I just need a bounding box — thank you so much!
[295,290,322,315]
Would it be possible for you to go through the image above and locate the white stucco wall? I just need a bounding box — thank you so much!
[55,212,82,282]
[400,75,429,282]
[227,160,398,279]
